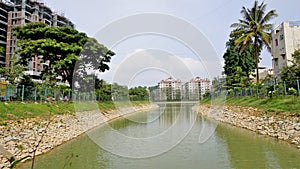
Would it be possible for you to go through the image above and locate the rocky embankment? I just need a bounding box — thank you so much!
[0,104,158,169]
[193,105,300,149]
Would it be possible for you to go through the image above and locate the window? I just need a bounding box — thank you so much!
[274,58,278,66]
[280,34,284,40]
[282,54,286,60]
[275,39,278,46]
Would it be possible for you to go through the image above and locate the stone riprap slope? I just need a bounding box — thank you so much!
[0,104,158,169]
[193,105,300,148]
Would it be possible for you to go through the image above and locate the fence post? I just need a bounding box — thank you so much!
[256,85,259,97]
[34,87,37,102]
[284,81,287,95]
[62,90,65,101]
[68,90,71,101]
[44,87,47,101]
[21,85,24,102]
[54,89,56,101]
[297,80,300,96]
[5,83,9,101]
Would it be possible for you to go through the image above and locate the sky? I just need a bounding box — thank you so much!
[43,0,300,87]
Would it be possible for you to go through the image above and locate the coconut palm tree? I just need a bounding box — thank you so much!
[230,1,277,82]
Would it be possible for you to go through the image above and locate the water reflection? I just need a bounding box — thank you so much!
[216,123,300,169]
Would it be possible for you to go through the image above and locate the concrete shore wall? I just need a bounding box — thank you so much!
[0,104,158,169]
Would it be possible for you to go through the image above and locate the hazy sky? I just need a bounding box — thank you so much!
[43,0,300,86]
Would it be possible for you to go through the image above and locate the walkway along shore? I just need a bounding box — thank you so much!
[0,103,158,169]
[193,104,300,149]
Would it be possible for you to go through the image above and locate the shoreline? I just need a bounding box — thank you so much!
[193,104,300,149]
[0,103,158,169]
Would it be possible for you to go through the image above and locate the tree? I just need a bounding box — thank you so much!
[230,1,277,82]
[281,49,300,83]
[231,66,250,90]
[223,29,255,87]
[0,59,25,84]
[129,86,149,101]
[95,79,112,101]
[211,76,226,95]
[74,38,115,92]
[111,83,128,101]
[13,22,114,89]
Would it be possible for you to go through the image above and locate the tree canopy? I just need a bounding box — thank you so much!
[223,29,255,87]
[280,49,300,83]
[129,86,149,101]
[230,1,277,82]
[13,22,115,89]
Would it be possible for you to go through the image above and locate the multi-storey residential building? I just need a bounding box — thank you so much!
[0,1,12,66]
[271,21,300,78]
[184,77,210,100]
[0,0,74,77]
[153,77,211,101]
[158,77,182,101]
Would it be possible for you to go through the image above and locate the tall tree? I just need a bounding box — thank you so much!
[230,1,277,82]
[13,22,114,89]
[223,29,255,87]
[74,38,115,91]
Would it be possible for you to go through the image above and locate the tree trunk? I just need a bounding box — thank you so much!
[256,52,259,83]
[254,38,259,83]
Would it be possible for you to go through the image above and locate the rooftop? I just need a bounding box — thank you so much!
[288,21,300,27]
[159,77,181,83]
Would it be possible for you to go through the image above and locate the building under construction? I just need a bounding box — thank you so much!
[0,0,74,76]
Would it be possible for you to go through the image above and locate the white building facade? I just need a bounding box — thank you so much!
[158,77,182,101]
[184,77,210,100]
[154,77,210,101]
[271,21,300,78]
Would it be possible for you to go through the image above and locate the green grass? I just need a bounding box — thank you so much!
[0,101,151,123]
[201,96,300,114]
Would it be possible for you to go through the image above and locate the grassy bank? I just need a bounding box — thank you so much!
[201,96,300,114]
[0,101,150,122]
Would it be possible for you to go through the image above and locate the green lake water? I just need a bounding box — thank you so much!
[18,103,300,169]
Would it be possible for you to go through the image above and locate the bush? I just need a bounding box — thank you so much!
[288,87,298,96]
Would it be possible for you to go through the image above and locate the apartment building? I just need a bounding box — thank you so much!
[0,1,12,66]
[184,77,210,100]
[154,77,211,101]
[0,0,74,77]
[158,77,182,101]
[271,21,300,78]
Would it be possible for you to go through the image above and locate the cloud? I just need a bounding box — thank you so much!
[98,49,222,87]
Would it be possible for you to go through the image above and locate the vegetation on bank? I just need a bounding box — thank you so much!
[0,101,150,123]
[200,96,300,114]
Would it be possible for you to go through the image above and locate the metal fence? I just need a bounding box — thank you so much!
[1,79,299,102]
[0,83,113,102]
[0,84,72,102]
[212,79,300,98]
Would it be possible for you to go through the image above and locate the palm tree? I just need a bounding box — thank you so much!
[230,1,277,82]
